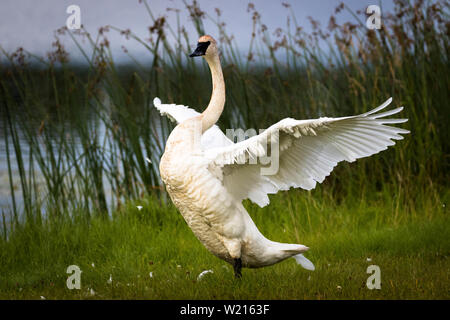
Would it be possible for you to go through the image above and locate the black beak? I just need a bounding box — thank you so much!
[189,41,210,57]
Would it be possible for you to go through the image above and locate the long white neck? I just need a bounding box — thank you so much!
[201,54,225,133]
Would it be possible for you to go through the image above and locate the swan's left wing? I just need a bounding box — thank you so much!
[205,98,410,207]
[154,97,233,149]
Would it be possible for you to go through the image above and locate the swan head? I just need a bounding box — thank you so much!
[189,35,218,59]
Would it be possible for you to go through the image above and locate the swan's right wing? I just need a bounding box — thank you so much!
[153,97,233,150]
[153,97,201,123]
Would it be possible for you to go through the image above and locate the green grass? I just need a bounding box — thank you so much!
[0,192,448,299]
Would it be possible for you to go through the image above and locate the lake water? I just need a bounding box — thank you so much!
[0,95,168,219]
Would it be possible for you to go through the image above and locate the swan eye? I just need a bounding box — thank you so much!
[189,41,211,57]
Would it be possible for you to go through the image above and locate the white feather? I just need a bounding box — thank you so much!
[294,254,316,271]
[205,98,409,207]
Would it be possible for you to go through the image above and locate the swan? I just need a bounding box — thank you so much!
[155,35,409,278]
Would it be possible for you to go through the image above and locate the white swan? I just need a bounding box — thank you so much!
[155,35,409,278]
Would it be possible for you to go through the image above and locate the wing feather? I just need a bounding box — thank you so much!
[205,98,410,207]
[153,97,233,150]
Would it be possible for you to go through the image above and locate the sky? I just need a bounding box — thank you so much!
[0,0,395,64]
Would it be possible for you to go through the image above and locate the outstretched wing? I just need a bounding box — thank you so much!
[205,98,410,207]
[153,97,233,150]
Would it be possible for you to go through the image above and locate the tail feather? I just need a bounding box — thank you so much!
[293,254,315,271]
[280,243,309,254]
[280,243,315,270]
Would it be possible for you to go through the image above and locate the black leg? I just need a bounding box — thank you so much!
[233,258,242,279]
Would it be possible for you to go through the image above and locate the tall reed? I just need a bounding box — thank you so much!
[0,0,447,229]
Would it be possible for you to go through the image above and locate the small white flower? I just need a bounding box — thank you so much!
[149,272,153,278]
[327,264,331,266]
[89,288,96,296]
[336,285,342,290]
[40,296,46,300]
[197,270,214,281]
[177,265,181,269]
[366,257,372,262]
[91,263,95,268]
[136,206,143,211]
[107,275,112,284]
